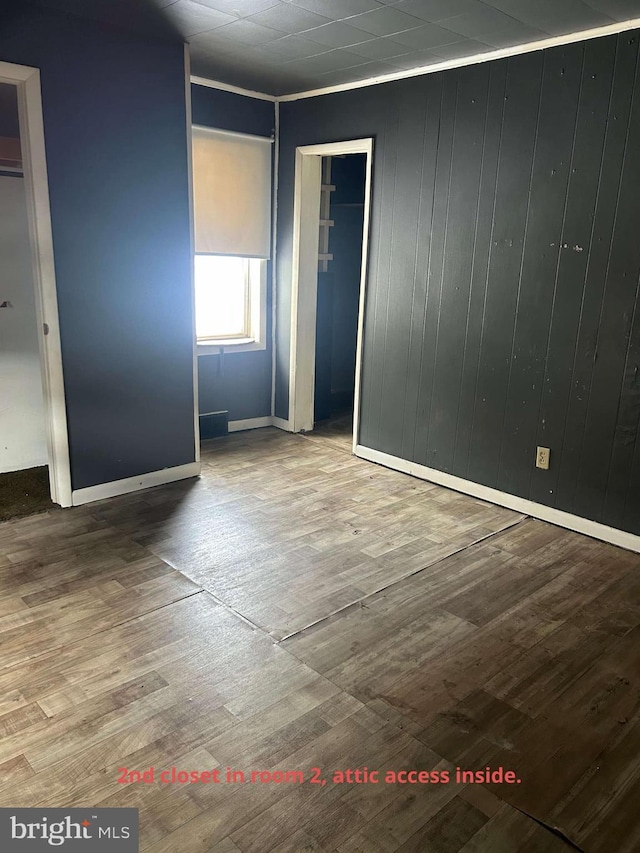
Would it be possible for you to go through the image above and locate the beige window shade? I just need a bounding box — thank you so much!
[192,126,272,258]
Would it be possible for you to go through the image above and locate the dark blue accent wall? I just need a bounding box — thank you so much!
[191,84,274,138]
[191,83,275,422]
[1,5,196,490]
[277,31,640,537]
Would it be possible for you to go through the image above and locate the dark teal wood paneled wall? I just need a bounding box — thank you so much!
[277,30,640,536]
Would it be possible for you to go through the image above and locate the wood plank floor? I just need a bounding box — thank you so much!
[1,426,639,851]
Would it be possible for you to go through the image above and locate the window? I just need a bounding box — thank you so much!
[194,255,266,351]
[191,125,272,353]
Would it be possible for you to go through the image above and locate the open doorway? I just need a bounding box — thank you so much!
[0,63,71,511]
[288,138,373,452]
[0,83,50,512]
[313,153,366,451]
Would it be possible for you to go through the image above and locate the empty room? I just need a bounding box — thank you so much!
[2,0,640,850]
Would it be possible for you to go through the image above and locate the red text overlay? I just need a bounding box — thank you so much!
[118,766,521,786]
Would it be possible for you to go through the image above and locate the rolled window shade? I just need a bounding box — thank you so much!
[192,126,272,258]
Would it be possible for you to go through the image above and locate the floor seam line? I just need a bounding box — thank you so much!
[0,590,206,677]
[276,514,530,644]
[509,803,585,851]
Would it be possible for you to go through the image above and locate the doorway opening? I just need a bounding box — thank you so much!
[313,153,366,452]
[0,62,71,511]
[288,138,373,453]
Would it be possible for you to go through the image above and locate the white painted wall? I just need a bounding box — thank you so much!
[0,174,47,473]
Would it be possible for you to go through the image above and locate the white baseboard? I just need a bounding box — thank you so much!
[228,417,272,433]
[72,461,201,506]
[355,444,640,554]
[199,414,293,435]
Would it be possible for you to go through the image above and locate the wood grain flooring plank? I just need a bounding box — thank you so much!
[0,754,34,786]
[86,429,524,639]
[396,796,487,852]
[1,427,640,850]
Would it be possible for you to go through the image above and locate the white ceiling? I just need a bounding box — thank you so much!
[162,0,640,95]
[20,0,640,96]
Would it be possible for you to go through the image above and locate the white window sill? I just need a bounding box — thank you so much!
[197,337,266,356]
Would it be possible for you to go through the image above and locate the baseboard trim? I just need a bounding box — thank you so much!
[201,415,293,433]
[355,444,640,554]
[71,461,201,506]
[228,417,272,433]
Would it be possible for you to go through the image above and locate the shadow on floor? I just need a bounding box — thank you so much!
[311,410,353,451]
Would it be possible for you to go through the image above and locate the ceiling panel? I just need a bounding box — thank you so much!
[346,7,429,36]
[201,17,285,44]
[192,0,281,14]
[385,43,478,67]
[248,3,332,32]
[486,0,614,30]
[175,0,640,93]
[284,48,368,72]
[426,37,494,57]
[478,21,548,46]
[168,1,235,37]
[185,0,640,94]
[436,5,530,37]
[300,20,379,47]
[393,0,498,22]
[258,33,332,59]
[291,0,384,14]
[26,0,640,96]
[388,22,468,49]
[348,36,416,59]
[589,0,640,17]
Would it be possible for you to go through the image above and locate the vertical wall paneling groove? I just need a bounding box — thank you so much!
[584,38,640,525]
[621,295,640,531]
[426,67,489,473]
[421,73,460,469]
[358,102,396,449]
[452,62,508,477]
[400,78,442,462]
[497,44,583,500]
[618,80,640,532]
[379,83,429,460]
[573,43,640,521]
[606,283,640,526]
[412,74,457,468]
[369,103,400,448]
[466,53,544,488]
[530,37,617,510]
[556,34,639,516]
[277,29,640,538]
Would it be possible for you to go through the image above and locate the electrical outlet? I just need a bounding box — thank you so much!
[536,446,550,470]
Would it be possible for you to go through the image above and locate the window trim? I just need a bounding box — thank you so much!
[196,257,267,356]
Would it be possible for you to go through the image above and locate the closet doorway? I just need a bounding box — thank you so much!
[0,63,71,510]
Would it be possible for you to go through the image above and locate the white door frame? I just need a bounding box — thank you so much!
[0,61,72,506]
[288,137,373,451]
